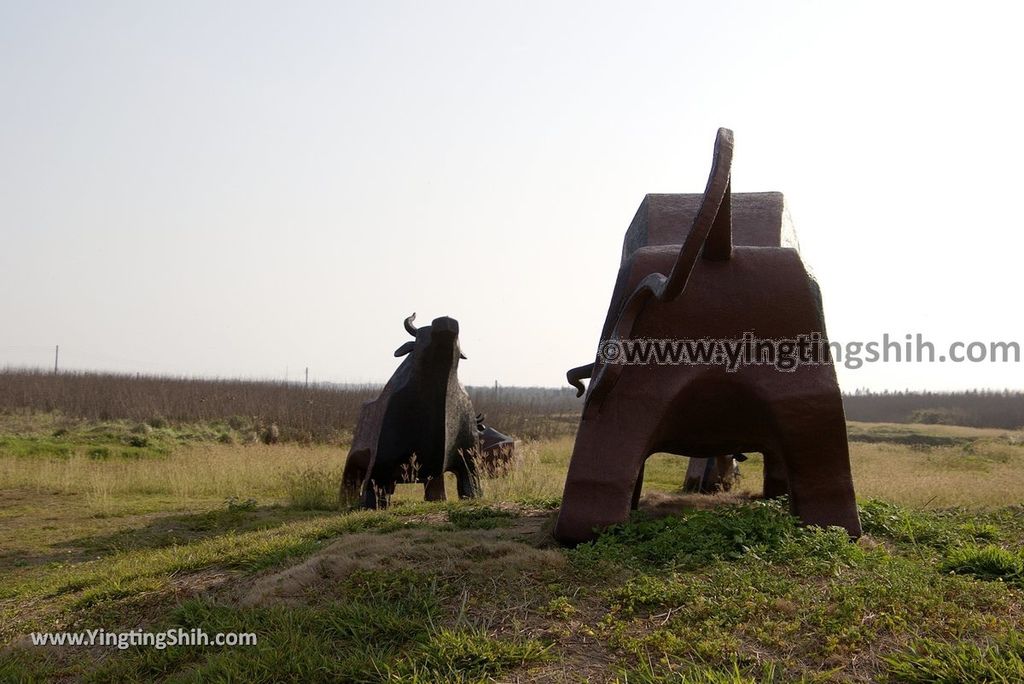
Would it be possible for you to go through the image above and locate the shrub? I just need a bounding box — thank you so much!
[260,423,280,445]
[908,408,973,425]
[226,415,249,431]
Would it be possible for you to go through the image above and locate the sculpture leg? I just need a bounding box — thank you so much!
[715,455,736,492]
[555,409,656,545]
[362,477,397,510]
[683,457,706,493]
[362,479,383,509]
[452,451,482,499]
[340,449,370,505]
[762,451,789,499]
[424,475,447,502]
[774,399,861,537]
[630,461,646,510]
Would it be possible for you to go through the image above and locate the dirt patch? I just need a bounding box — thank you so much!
[241,516,565,607]
[637,490,754,517]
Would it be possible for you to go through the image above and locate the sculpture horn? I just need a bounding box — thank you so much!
[404,313,418,336]
[587,128,734,408]
[567,363,595,398]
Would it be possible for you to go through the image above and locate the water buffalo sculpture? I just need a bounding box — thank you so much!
[682,454,747,494]
[554,128,861,544]
[476,414,518,476]
[341,314,482,508]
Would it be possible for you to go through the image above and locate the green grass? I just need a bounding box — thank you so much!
[884,633,1024,683]
[2,416,1024,681]
[941,545,1024,584]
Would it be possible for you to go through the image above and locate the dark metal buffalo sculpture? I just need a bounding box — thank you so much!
[554,128,861,545]
[682,454,746,494]
[341,314,482,508]
[476,414,518,477]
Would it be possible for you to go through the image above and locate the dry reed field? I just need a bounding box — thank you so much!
[0,370,583,442]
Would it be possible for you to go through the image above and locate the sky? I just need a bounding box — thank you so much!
[1,1,1022,391]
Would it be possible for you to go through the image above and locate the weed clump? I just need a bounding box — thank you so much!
[146,415,168,429]
[571,499,858,572]
[940,545,1024,584]
[125,435,149,448]
[87,447,111,460]
[284,467,339,510]
[446,505,517,530]
[389,628,550,681]
[859,499,987,548]
[884,633,1024,682]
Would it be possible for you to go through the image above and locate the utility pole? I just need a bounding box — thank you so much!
[305,367,309,388]
[54,345,59,374]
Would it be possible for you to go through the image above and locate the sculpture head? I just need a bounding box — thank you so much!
[393,313,467,370]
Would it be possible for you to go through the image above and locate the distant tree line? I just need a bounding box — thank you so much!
[0,370,581,442]
[842,389,1024,429]
[0,370,1020,442]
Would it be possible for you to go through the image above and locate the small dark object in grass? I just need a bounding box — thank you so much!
[225,497,258,512]
[261,423,280,445]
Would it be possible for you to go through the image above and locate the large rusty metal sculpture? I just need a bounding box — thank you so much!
[554,128,861,544]
[341,314,482,508]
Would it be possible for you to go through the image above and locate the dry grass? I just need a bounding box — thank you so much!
[394,422,1024,510]
[1,422,1022,519]
[0,443,342,515]
[241,520,564,607]
[850,438,1024,508]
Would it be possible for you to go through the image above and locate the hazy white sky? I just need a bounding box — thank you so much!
[1,1,1021,390]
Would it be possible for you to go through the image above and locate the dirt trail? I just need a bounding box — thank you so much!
[241,513,563,606]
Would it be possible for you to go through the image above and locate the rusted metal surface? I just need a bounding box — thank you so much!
[555,128,861,545]
[340,314,482,508]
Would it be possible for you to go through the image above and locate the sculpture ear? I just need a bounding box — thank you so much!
[459,352,467,359]
[394,341,415,357]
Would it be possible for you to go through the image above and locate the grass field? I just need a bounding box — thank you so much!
[1,413,1023,682]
